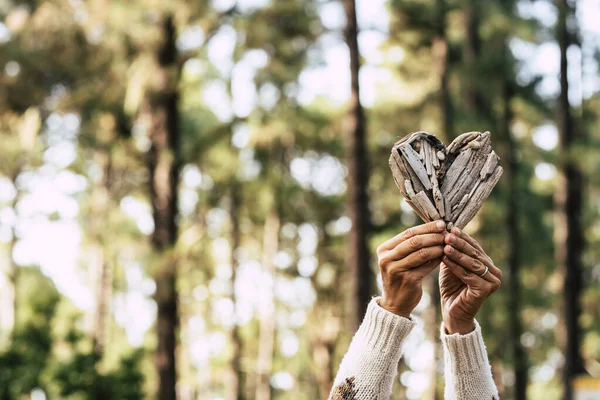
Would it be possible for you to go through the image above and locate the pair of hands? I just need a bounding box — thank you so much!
[376,220,502,334]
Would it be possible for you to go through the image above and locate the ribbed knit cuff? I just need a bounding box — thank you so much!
[440,320,489,374]
[356,297,416,352]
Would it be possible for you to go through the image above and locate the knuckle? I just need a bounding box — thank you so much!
[388,265,400,278]
[404,272,420,284]
[378,254,391,269]
[404,227,416,238]
[472,249,482,260]
[496,268,503,280]
[376,244,385,256]
[417,248,430,262]
[408,236,422,250]
[472,259,484,271]
[454,249,463,261]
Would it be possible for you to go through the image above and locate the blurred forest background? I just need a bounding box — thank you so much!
[0,0,599,399]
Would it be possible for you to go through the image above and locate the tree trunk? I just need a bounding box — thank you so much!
[312,338,335,400]
[148,14,181,400]
[228,184,244,400]
[92,149,112,356]
[555,1,586,398]
[463,0,481,112]
[255,208,280,400]
[502,74,528,400]
[434,0,452,140]
[342,0,372,331]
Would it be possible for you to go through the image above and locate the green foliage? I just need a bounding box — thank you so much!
[52,350,144,400]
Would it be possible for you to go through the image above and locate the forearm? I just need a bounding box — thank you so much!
[330,298,415,400]
[441,320,499,400]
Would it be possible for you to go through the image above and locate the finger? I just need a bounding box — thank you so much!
[397,245,444,270]
[451,227,484,253]
[450,228,502,280]
[443,256,501,294]
[380,220,446,251]
[391,233,446,260]
[445,234,501,279]
[412,258,442,279]
[441,257,489,294]
[443,245,492,281]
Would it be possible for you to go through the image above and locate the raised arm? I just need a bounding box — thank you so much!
[439,227,501,399]
[330,221,447,400]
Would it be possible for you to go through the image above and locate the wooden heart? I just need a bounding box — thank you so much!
[388,131,503,230]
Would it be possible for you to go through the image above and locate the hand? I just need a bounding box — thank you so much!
[376,220,446,318]
[439,227,502,334]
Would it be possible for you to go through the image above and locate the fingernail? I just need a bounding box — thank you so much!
[445,245,453,254]
[452,227,461,236]
[436,220,445,229]
[447,234,456,244]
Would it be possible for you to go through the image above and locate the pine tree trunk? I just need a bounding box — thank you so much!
[255,208,280,400]
[434,0,452,139]
[463,0,481,112]
[312,339,335,400]
[228,184,244,400]
[92,150,112,356]
[556,1,586,398]
[342,0,372,330]
[148,14,181,400]
[502,75,528,400]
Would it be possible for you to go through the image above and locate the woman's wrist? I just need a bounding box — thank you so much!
[379,298,412,319]
[443,318,476,335]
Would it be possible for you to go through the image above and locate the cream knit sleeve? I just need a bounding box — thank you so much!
[329,297,415,400]
[441,320,499,399]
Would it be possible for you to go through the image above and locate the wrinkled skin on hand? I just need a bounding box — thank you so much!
[439,227,502,334]
[376,220,447,318]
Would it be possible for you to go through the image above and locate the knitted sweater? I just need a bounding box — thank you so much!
[330,298,499,400]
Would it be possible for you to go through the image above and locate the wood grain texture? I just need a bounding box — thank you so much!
[389,130,502,229]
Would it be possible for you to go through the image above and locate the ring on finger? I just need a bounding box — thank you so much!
[479,265,489,278]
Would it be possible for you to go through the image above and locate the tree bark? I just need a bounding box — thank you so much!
[255,208,280,400]
[342,0,372,331]
[92,149,112,356]
[148,14,181,400]
[502,74,528,400]
[434,0,452,139]
[228,184,245,400]
[555,1,586,398]
[463,0,481,112]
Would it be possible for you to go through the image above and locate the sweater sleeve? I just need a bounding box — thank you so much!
[329,297,415,400]
[441,320,499,400]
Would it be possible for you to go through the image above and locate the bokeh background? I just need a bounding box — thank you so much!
[0,0,599,399]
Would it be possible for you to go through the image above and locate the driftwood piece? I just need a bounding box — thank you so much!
[413,191,441,220]
[454,166,504,229]
[389,130,503,229]
[441,148,473,194]
[399,144,432,190]
[444,133,492,206]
